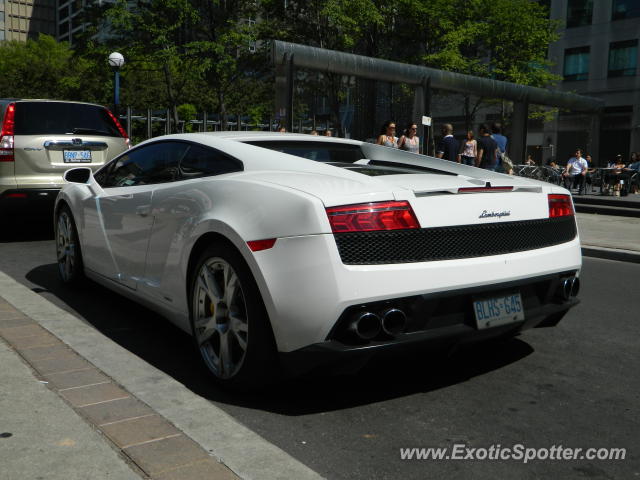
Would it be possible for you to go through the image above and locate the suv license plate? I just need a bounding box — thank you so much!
[63,150,92,162]
[473,293,524,330]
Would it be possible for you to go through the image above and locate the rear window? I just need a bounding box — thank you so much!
[244,140,365,163]
[13,102,122,137]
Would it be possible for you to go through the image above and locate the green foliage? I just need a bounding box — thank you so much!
[1,1,562,130]
[0,35,84,100]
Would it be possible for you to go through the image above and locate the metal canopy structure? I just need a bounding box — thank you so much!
[272,40,604,162]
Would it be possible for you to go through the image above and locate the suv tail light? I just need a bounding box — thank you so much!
[0,103,16,162]
[548,194,574,217]
[326,201,420,233]
[105,108,130,147]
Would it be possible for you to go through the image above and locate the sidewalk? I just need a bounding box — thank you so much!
[0,271,323,480]
[0,297,239,480]
[577,213,640,263]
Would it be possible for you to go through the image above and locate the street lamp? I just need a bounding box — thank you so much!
[108,52,125,116]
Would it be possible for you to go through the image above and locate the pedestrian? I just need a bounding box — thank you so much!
[459,130,477,166]
[435,123,459,162]
[277,125,286,133]
[376,121,398,148]
[476,124,498,170]
[584,153,596,192]
[398,123,420,153]
[310,130,319,136]
[324,129,332,137]
[562,148,588,195]
[525,154,536,166]
[491,123,508,171]
[608,155,628,196]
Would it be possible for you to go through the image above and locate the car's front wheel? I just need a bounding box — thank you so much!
[189,242,277,390]
[55,205,84,284]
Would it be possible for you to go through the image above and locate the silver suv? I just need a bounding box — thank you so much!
[0,99,129,215]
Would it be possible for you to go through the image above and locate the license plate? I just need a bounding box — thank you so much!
[473,292,524,329]
[63,150,92,162]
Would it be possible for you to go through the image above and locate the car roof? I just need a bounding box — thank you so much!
[0,99,106,108]
[201,131,364,146]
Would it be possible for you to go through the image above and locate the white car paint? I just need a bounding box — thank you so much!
[56,133,581,357]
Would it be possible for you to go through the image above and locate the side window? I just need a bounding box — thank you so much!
[102,142,189,188]
[179,144,243,179]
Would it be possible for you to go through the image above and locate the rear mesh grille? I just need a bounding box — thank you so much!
[334,216,577,265]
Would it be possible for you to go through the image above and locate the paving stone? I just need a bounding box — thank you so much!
[0,317,35,328]
[0,324,47,340]
[153,459,240,480]
[19,344,71,363]
[29,351,92,375]
[80,397,155,426]
[0,300,19,312]
[101,414,181,448]
[44,367,110,390]
[124,435,210,475]
[0,310,31,322]
[8,332,60,349]
[60,382,130,407]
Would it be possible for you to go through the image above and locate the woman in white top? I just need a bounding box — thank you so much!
[398,123,420,154]
[459,130,477,166]
[376,120,398,148]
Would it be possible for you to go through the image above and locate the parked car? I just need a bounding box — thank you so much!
[0,99,129,217]
[55,132,581,389]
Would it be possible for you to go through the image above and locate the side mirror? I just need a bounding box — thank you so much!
[64,167,92,184]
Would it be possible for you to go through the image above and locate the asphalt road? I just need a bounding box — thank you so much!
[1,218,638,480]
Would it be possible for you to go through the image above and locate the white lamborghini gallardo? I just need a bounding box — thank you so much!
[55,132,581,389]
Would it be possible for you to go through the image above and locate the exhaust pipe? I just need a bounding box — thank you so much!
[348,312,381,340]
[381,308,407,336]
[561,277,580,300]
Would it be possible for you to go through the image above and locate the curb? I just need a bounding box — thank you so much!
[575,204,640,218]
[581,246,640,264]
[0,271,324,480]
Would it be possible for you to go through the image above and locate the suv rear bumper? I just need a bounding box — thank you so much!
[0,188,59,215]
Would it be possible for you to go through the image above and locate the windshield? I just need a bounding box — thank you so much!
[244,140,365,163]
[245,139,457,176]
[14,102,122,137]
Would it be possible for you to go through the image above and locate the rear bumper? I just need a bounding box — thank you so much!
[251,231,582,352]
[0,188,59,215]
[280,294,578,376]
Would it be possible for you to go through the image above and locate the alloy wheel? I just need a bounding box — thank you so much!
[193,258,249,379]
[56,210,77,282]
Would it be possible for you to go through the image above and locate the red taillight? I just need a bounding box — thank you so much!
[326,200,420,233]
[0,103,16,162]
[105,108,129,141]
[548,194,574,217]
[247,238,277,251]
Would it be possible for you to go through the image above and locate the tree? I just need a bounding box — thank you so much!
[0,35,97,101]
[400,0,561,128]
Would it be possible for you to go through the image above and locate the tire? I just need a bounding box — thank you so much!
[55,205,84,285]
[189,242,278,390]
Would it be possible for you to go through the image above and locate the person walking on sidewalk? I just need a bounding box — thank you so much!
[491,123,508,171]
[398,123,421,154]
[377,120,398,148]
[476,124,498,170]
[436,124,459,162]
[563,149,588,195]
[459,130,477,166]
